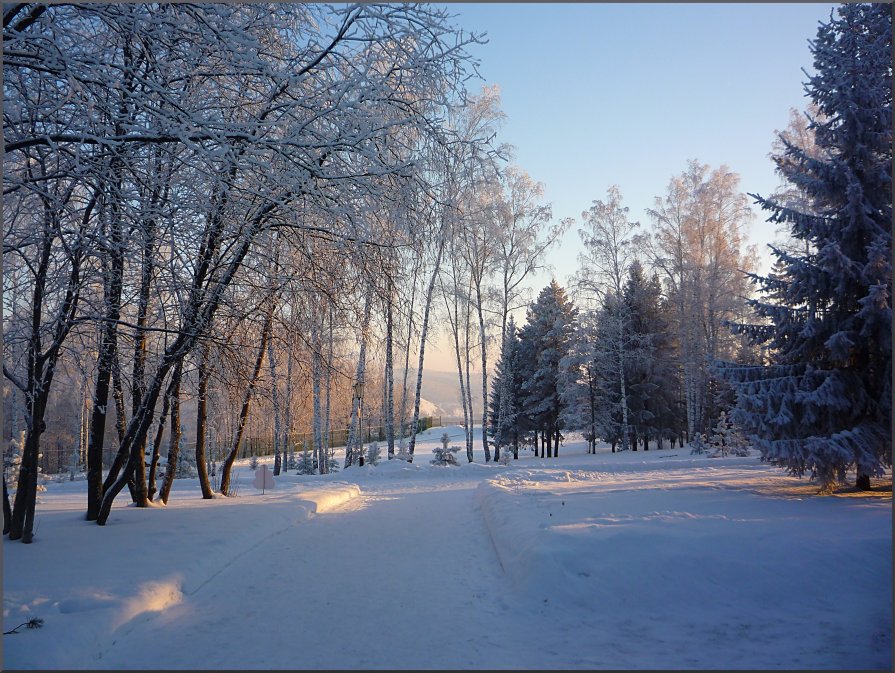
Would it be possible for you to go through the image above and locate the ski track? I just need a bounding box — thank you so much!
[94,477,544,670]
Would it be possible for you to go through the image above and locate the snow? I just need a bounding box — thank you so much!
[3,427,891,669]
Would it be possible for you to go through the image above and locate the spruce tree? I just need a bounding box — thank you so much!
[721,3,891,491]
[489,316,522,456]
[559,310,603,454]
[518,281,578,457]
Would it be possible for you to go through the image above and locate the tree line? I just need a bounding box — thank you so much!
[2,3,564,542]
[486,4,891,497]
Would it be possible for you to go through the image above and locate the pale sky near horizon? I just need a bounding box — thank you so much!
[422,2,839,374]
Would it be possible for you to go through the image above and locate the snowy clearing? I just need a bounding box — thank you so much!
[3,427,891,670]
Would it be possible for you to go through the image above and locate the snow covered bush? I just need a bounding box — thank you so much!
[709,412,751,458]
[431,445,460,466]
[326,448,340,473]
[498,450,512,466]
[4,434,24,494]
[296,446,316,475]
[366,442,381,466]
[689,433,709,455]
[176,444,199,479]
[249,455,259,471]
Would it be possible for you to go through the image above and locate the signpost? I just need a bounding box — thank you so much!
[253,464,275,494]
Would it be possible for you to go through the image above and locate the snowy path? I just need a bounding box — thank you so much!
[94,477,548,670]
[5,430,890,669]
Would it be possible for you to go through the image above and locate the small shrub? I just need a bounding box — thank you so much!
[431,445,460,466]
[689,433,709,455]
[296,446,316,475]
[366,441,382,466]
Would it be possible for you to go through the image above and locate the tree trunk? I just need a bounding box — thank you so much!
[463,299,475,460]
[384,282,396,460]
[398,254,421,448]
[220,312,272,495]
[856,473,871,491]
[617,336,631,452]
[158,361,183,505]
[325,306,333,465]
[86,267,124,519]
[148,377,173,501]
[345,292,372,468]
[475,284,491,462]
[267,333,282,476]
[195,342,214,498]
[407,231,447,461]
[283,341,295,470]
[129,222,156,507]
[446,280,472,463]
[111,349,139,503]
[311,317,324,474]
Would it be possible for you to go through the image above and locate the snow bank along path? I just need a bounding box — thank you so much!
[3,427,891,669]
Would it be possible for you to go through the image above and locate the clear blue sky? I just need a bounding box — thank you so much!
[425,2,839,372]
[451,2,838,272]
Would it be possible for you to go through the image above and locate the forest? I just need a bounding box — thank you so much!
[3,2,891,546]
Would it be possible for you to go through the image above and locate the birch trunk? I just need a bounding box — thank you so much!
[398,257,420,447]
[311,317,324,474]
[323,306,333,470]
[474,282,490,461]
[267,335,282,475]
[445,280,472,462]
[345,292,373,468]
[463,296,476,460]
[384,282,395,459]
[283,339,294,470]
[407,230,447,461]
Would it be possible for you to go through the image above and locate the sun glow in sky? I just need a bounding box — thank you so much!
[423,2,839,373]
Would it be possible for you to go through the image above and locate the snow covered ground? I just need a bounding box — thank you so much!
[3,427,891,669]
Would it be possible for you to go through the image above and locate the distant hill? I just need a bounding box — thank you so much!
[412,368,484,422]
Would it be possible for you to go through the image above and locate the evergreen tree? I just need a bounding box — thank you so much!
[489,315,522,457]
[296,444,316,475]
[559,310,602,454]
[720,3,891,491]
[591,292,631,451]
[365,441,382,466]
[517,281,578,457]
[176,431,198,479]
[622,262,681,450]
[709,410,750,458]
